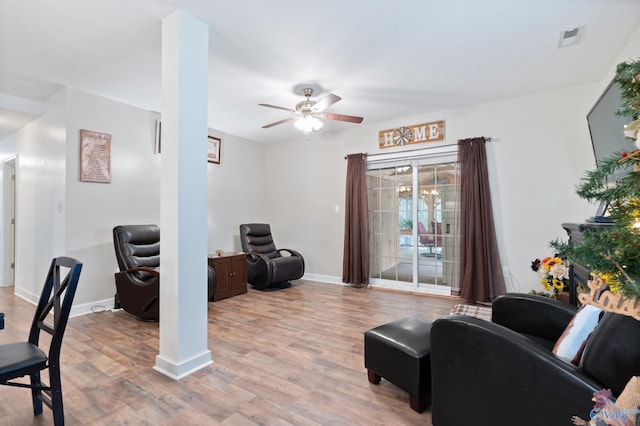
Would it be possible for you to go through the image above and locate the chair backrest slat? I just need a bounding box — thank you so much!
[28,257,83,363]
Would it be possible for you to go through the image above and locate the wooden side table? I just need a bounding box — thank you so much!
[208,252,248,301]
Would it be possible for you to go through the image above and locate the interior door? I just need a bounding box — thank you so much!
[2,158,16,287]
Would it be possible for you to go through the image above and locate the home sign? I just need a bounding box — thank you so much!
[378,120,445,149]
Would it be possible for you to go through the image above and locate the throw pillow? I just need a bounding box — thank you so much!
[553,304,603,365]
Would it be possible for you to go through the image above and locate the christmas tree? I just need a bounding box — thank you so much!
[552,58,640,301]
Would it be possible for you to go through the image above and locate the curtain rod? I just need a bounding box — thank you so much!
[344,137,493,159]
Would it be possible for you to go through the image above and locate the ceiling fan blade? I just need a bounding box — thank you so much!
[262,117,295,129]
[321,112,364,124]
[312,93,341,112]
[258,103,295,112]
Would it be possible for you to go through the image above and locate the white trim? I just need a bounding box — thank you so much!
[154,351,213,380]
[367,142,458,166]
[368,277,452,296]
[13,286,38,305]
[69,297,115,318]
[301,273,346,285]
[10,273,447,323]
[301,273,452,296]
[12,289,115,318]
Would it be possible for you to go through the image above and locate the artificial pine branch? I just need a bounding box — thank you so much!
[553,150,640,298]
[553,57,640,299]
[615,60,640,120]
[574,151,635,203]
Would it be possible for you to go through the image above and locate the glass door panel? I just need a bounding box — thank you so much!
[415,163,458,287]
[368,159,458,292]
[367,164,412,283]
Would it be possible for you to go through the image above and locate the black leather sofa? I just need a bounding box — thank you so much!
[430,293,640,426]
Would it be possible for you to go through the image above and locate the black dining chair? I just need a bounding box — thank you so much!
[0,256,83,426]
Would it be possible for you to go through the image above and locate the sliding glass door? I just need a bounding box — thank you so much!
[367,157,459,294]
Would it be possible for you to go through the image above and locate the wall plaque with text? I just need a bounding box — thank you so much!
[80,129,111,183]
[378,120,445,149]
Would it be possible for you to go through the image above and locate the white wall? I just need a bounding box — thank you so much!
[264,81,605,293]
[0,87,268,311]
[0,80,629,305]
[0,89,67,300]
[206,130,267,254]
[264,133,353,279]
[1,23,638,307]
[264,23,640,293]
[63,88,162,307]
[62,89,268,308]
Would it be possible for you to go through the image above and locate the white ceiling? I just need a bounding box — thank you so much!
[1,0,639,143]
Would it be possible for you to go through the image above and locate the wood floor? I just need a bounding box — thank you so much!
[0,280,458,425]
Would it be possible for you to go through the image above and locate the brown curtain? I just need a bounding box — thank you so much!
[342,153,369,287]
[457,137,506,302]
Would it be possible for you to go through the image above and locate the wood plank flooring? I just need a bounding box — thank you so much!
[0,280,458,425]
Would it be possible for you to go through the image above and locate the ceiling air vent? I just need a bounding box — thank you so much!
[558,26,583,48]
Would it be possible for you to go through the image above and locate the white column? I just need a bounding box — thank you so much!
[154,9,211,379]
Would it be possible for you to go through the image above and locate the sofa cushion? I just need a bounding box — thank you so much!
[581,312,640,396]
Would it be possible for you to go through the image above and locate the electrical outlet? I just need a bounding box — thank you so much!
[502,267,510,277]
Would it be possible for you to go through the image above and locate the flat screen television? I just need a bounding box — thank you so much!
[587,79,635,178]
[585,79,636,222]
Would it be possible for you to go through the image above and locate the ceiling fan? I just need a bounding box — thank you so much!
[259,87,364,134]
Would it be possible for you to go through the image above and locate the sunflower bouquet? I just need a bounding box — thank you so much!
[531,256,570,295]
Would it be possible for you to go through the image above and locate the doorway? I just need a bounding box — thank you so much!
[2,157,16,288]
[367,156,459,295]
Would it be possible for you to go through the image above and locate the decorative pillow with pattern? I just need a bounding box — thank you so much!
[553,304,603,365]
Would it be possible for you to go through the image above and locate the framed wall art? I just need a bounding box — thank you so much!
[208,136,221,164]
[80,129,111,183]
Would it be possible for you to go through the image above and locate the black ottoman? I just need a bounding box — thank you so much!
[364,316,432,413]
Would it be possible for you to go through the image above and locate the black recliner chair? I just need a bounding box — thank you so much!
[430,293,640,426]
[239,223,305,289]
[113,225,216,321]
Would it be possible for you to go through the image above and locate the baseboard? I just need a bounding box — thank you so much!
[12,272,448,320]
[13,286,39,306]
[69,297,115,318]
[12,287,114,318]
[154,350,213,380]
[301,273,345,285]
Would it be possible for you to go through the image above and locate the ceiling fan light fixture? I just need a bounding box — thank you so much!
[260,86,362,132]
[294,116,323,134]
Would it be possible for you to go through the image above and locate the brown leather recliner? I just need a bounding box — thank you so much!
[239,223,304,289]
[113,225,216,321]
